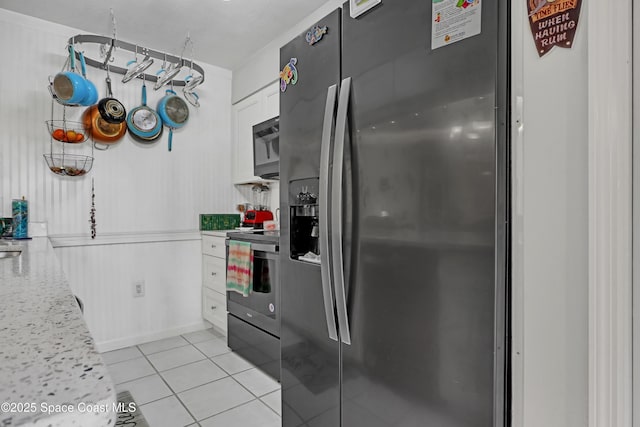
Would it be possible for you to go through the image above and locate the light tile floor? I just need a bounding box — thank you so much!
[102,328,281,427]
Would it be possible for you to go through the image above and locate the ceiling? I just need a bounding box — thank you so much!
[0,0,329,70]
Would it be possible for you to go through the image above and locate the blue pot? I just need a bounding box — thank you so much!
[156,90,189,128]
[156,89,189,152]
[127,83,163,140]
[79,52,98,106]
[53,45,89,105]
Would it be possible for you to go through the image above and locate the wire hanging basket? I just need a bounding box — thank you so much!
[45,120,89,143]
[43,153,94,176]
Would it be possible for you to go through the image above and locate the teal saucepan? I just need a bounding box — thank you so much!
[127,82,163,142]
[156,89,189,151]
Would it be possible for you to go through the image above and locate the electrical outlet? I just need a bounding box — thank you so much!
[132,280,145,298]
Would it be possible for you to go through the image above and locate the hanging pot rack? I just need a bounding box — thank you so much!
[67,34,205,87]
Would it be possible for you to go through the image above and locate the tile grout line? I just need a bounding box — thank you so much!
[136,341,199,426]
[136,333,257,424]
[226,370,282,417]
[106,330,281,424]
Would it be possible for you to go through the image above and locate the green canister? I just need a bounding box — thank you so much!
[12,198,28,239]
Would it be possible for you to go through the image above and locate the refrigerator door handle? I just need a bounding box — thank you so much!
[319,84,339,342]
[331,77,352,345]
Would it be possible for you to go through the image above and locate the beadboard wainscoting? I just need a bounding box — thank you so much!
[0,9,243,348]
[54,234,208,352]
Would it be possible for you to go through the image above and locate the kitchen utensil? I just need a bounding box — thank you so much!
[83,104,127,145]
[184,74,203,91]
[154,55,182,90]
[182,58,202,107]
[182,88,200,107]
[126,78,163,142]
[45,120,88,143]
[157,89,189,151]
[53,45,91,105]
[43,153,93,176]
[78,52,99,105]
[97,68,126,123]
[122,46,154,83]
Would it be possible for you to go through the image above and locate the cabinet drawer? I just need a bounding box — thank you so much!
[202,288,227,333]
[203,255,226,293]
[202,235,226,258]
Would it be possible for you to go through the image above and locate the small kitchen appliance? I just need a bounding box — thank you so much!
[242,210,274,228]
[242,185,274,228]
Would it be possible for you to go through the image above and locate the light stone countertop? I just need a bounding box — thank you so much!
[0,238,116,426]
[201,230,234,238]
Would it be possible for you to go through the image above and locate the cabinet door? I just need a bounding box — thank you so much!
[203,288,227,333]
[231,82,281,185]
[203,255,226,293]
[263,81,280,121]
[202,235,226,258]
[232,93,262,183]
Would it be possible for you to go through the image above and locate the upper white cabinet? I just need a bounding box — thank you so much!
[231,81,280,184]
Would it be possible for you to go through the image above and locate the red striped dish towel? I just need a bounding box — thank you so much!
[226,240,253,297]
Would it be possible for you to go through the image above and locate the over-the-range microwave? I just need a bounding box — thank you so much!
[253,116,279,179]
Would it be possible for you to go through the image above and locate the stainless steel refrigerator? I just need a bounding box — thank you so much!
[279,1,509,426]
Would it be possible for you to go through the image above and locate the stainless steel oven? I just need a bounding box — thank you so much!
[226,232,280,380]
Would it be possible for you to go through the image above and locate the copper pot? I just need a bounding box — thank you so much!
[83,105,126,143]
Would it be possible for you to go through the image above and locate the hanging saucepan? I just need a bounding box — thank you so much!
[157,89,189,152]
[97,67,127,123]
[130,123,164,144]
[53,45,91,106]
[126,78,163,143]
[83,105,127,147]
[78,52,99,105]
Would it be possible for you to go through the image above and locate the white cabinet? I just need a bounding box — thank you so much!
[201,232,228,334]
[231,81,280,184]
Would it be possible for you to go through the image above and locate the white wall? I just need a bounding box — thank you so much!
[635,2,640,423]
[231,0,344,103]
[0,8,240,349]
[511,2,588,426]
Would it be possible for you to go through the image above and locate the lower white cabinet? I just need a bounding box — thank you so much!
[201,232,228,334]
[202,288,227,332]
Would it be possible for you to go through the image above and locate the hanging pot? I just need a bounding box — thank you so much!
[83,105,126,145]
[53,45,90,105]
[157,89,189,152]
[130,124,164,144]
[126,81,163,143]
[97,69,127,124]
[78,52,99,105]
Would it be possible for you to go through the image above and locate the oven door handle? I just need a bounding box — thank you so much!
[319,83,339,342]
[251,243,278,253]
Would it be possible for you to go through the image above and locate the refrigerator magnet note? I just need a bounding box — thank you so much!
[527,0,582,57]
[431,0,482,50]
[280,58,298,93]
[350,0,382,18]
